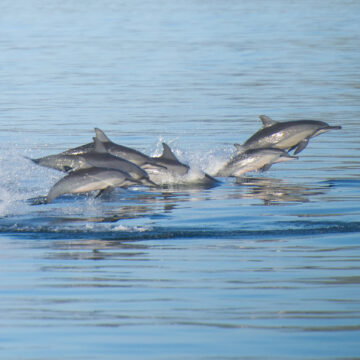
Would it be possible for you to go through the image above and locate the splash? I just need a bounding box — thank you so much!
[0,144,61,217]
[149,139,233,185]
[185,145,234,177]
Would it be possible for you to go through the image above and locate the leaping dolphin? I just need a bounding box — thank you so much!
[91,131,217,185]
[46,167,140,203]
[28,138,156,187]
[216,145,298,177]
[242,115,342,154]
[62,128,167,173]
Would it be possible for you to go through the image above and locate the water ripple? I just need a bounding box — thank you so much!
[1,220,360,241]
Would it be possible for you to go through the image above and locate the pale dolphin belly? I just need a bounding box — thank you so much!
[274,130,314,149]
[74,177,122,193]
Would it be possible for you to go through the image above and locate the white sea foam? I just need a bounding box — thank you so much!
[112,224,153,232]
[185,146,234,177]
[149,139,234,185]
[0,144,61,217]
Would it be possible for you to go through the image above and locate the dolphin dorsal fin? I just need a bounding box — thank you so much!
[93,137,108,154]
[94,128,111,143]
[259,115,277,128]
[159,143,179,162]
[234,143,246,153]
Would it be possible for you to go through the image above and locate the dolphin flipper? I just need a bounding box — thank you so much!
[293,139,309,155]
[260,164,272,172]
[95,187,115,198]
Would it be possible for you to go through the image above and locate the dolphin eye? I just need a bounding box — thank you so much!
[63,166,73,172]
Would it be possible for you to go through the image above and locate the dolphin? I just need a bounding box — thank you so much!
[91,130,217,185]
[242,115,342,154]
[46,167,140,203]
[216,145,298,177]
[28,139,156,187]
[89,138,156,186]
[62,128,167,173]
[28,153,86,173]
[148,142,219,185]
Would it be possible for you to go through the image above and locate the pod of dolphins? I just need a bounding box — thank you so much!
[28,115,341,203]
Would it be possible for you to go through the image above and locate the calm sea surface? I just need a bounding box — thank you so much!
[1,1,360,359]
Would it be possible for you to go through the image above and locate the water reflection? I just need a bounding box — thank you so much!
[9,177,331,231]
[18,234,360,336]
[321,178,360,189]
[55,177,329,225]
[41,186,217,225]
[45,238,149,261]
[234,176,327,205]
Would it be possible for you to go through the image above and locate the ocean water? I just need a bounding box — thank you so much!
[1,1,360,359]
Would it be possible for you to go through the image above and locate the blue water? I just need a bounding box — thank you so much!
[1,1,360,359]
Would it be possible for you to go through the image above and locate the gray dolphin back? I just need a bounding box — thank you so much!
[94,128,162,169]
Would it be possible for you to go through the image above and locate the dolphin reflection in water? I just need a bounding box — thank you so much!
[233,176,327,205]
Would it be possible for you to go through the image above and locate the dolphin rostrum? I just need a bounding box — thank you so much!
[216,145,298,177]
[46,167,140,203]
[242,115,342,154]
[28,154,86,173]
[28,138,156,187]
